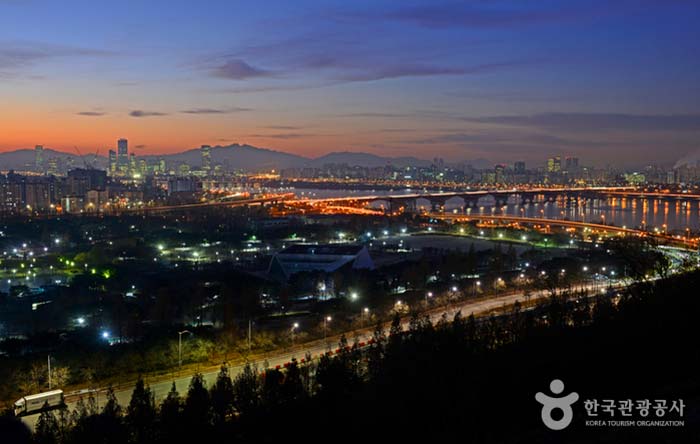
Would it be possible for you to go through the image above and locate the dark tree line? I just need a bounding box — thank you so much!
[2,268,699,443]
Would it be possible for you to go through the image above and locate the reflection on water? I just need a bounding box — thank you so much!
[436,197,698,234]
[288,188,699,232]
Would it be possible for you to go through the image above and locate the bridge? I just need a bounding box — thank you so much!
[292,187,700,213]
[292,187,631,213]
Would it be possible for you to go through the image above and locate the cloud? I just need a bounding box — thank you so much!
[210,59,270,80]
[461,113,700,132]
[332,59,538,83]
[404,131,587,150]
[134,144,147,149]
[265,125,304,130]
[200,23,528,91]
[449,90,581,103]
[180,107,252,114]
[248,133,311,139]
[129,110,168,117]
[0,41,114,77]
[377,3,574,28]
[76,111,107,116]
[336,112,413,119]
[334,63,466,82]
[335,109,455,119]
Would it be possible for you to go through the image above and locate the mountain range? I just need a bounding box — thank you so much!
[0,144,493,171]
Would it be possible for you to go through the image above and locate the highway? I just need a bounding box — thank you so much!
[20,282,613,429]
[427,213,699,248]
[107,193,294,214]
[292,186,634,205]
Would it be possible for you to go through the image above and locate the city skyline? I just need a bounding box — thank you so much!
[1,1,700,166]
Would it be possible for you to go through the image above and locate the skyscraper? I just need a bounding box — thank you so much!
[547,156,561,173]
[47,158,58,176]
[108,150,117,175]
[34,145,44,173]
[494,164,506,184]
[130,153,137,176]
[565,157,579,171]
[201,145,212,174]
[117,138,128,175]
[514,161,526,174]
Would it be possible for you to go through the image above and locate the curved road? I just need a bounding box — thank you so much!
[20,281,615,429]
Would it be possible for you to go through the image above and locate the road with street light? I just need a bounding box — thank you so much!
[20,280,623,430]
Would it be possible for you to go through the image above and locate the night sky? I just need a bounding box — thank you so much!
[1,0,699,166]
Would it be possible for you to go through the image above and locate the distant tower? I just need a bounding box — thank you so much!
[108,150,117,175]
[494,164,506,184]
[514,161,526,174]
[34,145,44,173]
[201,145,212,174]
[565,157,579,171]
[117,138,128,175]
[547,156,561,173]
[129,153,137,176]
[47,158,58,176]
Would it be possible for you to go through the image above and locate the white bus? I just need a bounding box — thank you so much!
[14,390,64,416]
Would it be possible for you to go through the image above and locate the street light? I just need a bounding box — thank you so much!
[361,307,369,327]
[323,316,332,340]
[350,292,359,301]
[291,323,299,346]
[178,330,192,369]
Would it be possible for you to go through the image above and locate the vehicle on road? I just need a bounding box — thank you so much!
[14,390,64,416]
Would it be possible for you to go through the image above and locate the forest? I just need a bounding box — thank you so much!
[2,265,698,443]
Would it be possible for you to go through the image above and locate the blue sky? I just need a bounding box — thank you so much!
[1,0,699,166]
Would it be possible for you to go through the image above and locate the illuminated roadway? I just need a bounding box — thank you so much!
[427,213,699,248]
[291,187,700,209]
[291,186,636,205]
[21,281,619,430]
[104,194,295,214]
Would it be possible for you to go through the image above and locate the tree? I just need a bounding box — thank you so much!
[125,376,156,443]
[157,383,182,443]
[260,368,284,409]
[34,404,59,444]
[281,359,306,404]
[100,386,127,444]
[102,386,122,418]
[210,365,235,423]
[183,372,211,429]
[232,363,260,416]
[50,366,70,388]
[367,322,386,380]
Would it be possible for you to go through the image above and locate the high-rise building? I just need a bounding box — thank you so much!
[514,161,526,174]
[494,164,506,184]
[108,150,117,175]
[47,158,58,176]
[565,157,579,171]
[130,153,137,176]
[201,145,212,174]
[117,138,128,175]
[34,145,44,173]
[547,156,561,173]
